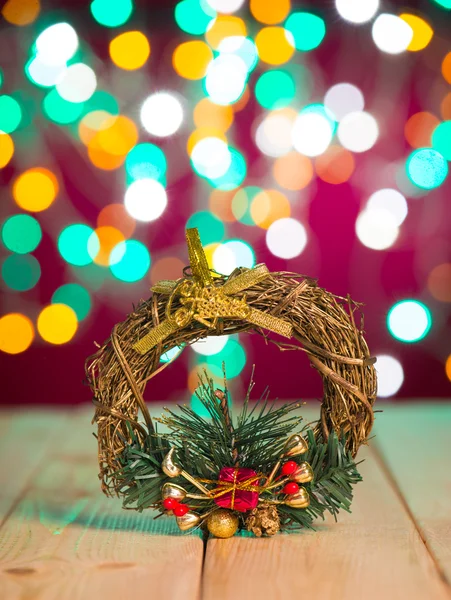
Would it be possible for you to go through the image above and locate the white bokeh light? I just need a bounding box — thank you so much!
[388,301,431,343]
[376,355,404,397]
[355,208,399,250]
[213,240,255,275]
[266,218,307,259]
[256,113,293,157]
[28,56,67,87]
[217,37,258,72]
[205,54,248,106]
[36,22,78,66]
[205,0,245,13]
[324,83,365,122]
[140,92,183,137]
[292,112,333,157]
[335,0,379,24]
[56,63,97,103]
[191,138,231,179]
[124,179,167,222]
[367,189,408,226]
[372,14,413,54]
[191,335,229,356]
[337,111,379,153]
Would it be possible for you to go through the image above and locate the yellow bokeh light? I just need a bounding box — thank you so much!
[88,136,125,170]
[97,203,136,238]
[173,41,213,80]
[194,98,233,131]
[109,31,150,70]
[255,27,295,65]
[0,133,14,168]
[0,313,34,354]
[78,111,116,146]
[250,0,290,25]
[187,128,227,156]
[96,115,138,157]
[251,189,291,229]
[205,16,247,50]
[91,226,125,266]
[2,0,40,26]
[273,152,313,191]
[37,304,78,345]
[446,355,451,382]
[400,14,433,52]
[203,243,220,269]
[442,52,451,85]
[13,167,58,212]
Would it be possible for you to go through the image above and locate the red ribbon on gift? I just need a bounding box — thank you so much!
[212,467,260,513]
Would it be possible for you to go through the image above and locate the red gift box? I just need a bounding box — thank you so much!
[214,467,260,513]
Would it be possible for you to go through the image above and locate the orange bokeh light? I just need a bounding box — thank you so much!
[173,41,213,80]
[440,92,451,121]
[255,27,295,65]
[91,226,125,266]
[232,84,250,112]
[87,137,125,170]
[315,146,355,185]
[273,152,313,191]
[187,128,227,156]
[251,189,291,229]
[446,355,451,382]
[205,16,247,50]
[427,263,451,303]
[97,203,136,239]
[2,0,40,26]
[96,115,138,157]
[250,0,291,25]
[150,256,185,285]
[442,52,451,84]
[194,98,233,132]
[0,133,14,168]
[0,313,34,354]
[78,111,116,146]
[13,167,58,212]
[404,112,440,148]
[109,31,150,70]
[209,189,237,222]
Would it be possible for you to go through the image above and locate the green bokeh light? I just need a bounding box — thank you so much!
[160,345,184,363]
[58,224,98,267]
[285,12,326,51]
[175,0,216,35]
[0,70,3,87]
[125,143,167,183]
[2,254,41,291]
[52,283,92,320]
[231,186,261,225]
[1,215,42,254]
[90,0,133,27]
[406,148,448,190]
[186,211,225,245]
[207,339,246,379]
[431,121,451,160]
[110,240,151,282]
[387,300,432,343]
[43,89,85,124]
[208,148,247,191]
[219,37,258,73]
[83,90,119,116]
[255,70,295,110]
[0,95,22,133]
[431,0,451,8]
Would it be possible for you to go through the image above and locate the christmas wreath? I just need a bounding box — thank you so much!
[86,228,377,537]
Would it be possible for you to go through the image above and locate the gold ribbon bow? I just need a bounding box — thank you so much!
[133,228,292,355]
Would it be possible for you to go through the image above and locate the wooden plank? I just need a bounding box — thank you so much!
[203,430,451,599]
[0,407,203,600]
[373,403,451,585]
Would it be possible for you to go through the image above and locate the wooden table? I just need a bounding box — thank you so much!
[0,403,450,599]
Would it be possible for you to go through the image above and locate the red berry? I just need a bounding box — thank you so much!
[283,482,300,495]
[173,503,189,517]
[163,498,179,510]
[281,461,298,475]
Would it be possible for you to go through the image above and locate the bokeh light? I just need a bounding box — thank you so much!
[427,264,451,303]
[0,133,14,168]
[140,92,183,137]
[205,16,247,50]
[43,89,84,124]
[209,147,246,191]
[266,218,307,259]
[372,14,413,54]
[440,93,451,120]
[150,256,185,285]
[96,115,138,156]
[124,179,168,222]
[191,137,231,178]
[2,254,41,291]
[173,41,213,80]
[13,168,58,212]
[367,189,407,226]
[335,0,379,24]
[376,355,404,397]
[206,338,246,378]
[160,345,184,363]
[206,0,245,13]
[186,211,225,245]
[256,110,294,157]
[26,56,67,88]
[217,37,258,73]
[2,214,42,254]
[209,189,236,222]
[37,304,78,345]
[52,283,92,320]
[250,0,290,24]
[431,121,451,160]
[292,110,333,157]
[35,22,78,65]
[337,111,378,152]
[406,148,448,190]
[251,189,291,229]
[404,112,440,148]
[255,70,295,110]
[0,314,34,355]
[109,31,150,70]
[205,55,248,105]
[98,204,136,238]
[324,83,364,121]
[191,335,228,355]
[273,152,313,190]
[125,143,167,183]
[2,0,40,25]
[0,96,22,134]
[89,226,125,266]
[387,300,432,343]
[213,239,255,275]
[315,146,355,184]
[175,0,215,35]
[110,240,151,282]
[356,208,399,250]
[442,52,451,84]
[285,12,326,52]
[399,14,433,51]
[90,0,133,27]
[56,64,97,103]
[58,224,98,266]
[231,187,259,225]
[194,99,233,131]
[255,27,295,66]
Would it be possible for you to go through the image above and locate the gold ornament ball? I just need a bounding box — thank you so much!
[207,509,239,538]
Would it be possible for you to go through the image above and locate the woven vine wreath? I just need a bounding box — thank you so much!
[86,228,377,538]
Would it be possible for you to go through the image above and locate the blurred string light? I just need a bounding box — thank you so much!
[404,111,440,148]
[255,70,295,110]
[315,146,355,184]
[13,168,58,212]
[335,0,379,24]
[124,179,168,222]
[337,111,378,152]
[90,0,133,27]
[387,300,432,343]
[52,283,91,320]
[2,254,41,291]
[0,96,22,133]
[285,12,326,52]
[251,189,291,228]
[292,110,333,157]
[109,31,151,70]
[56,64,97,103]
[109,240,151,282]
[367,189,408,226]
[217,37,259,73]
[399,14,433,51]
[186,211,225,245]
[266,218,307,259]
[175,0,216,35]
[273,151,313,190]
[324,83,364,121]
[256,110,295,157]
[191,335,228,355]
[212,239,255,275]
[0,313,34,355]
[375,355,404,397]
[1,215,42,254]
[427,263,451,302]
[356,208,399,250]
[406,148,448,189]
[0,134,15,168]
[1,0,40,25]
[173,41,213,80]
[191,137,231,178]
[35,22,78,65]
[255,27,295,65]
[140,92,183,137]
[58,224,98,266]
[431,121,451,160]
[372,14,413,54]
[125,143,167,184]
[37,304,78,344]
[205,55,248,105]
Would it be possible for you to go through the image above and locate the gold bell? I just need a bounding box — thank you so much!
[176,512,201,531]
[162,447,182,478]
[285,487,310,509]
[292,462,314,484]
[283,434,308,457]
[161,483,187,501]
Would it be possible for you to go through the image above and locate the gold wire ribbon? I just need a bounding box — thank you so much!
[133,228,293,355]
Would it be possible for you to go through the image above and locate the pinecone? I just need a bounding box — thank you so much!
[245,503,281,537]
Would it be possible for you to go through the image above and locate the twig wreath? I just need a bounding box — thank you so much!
[86,228,377,537]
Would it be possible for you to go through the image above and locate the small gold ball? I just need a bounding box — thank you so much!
[207,509,239,538]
